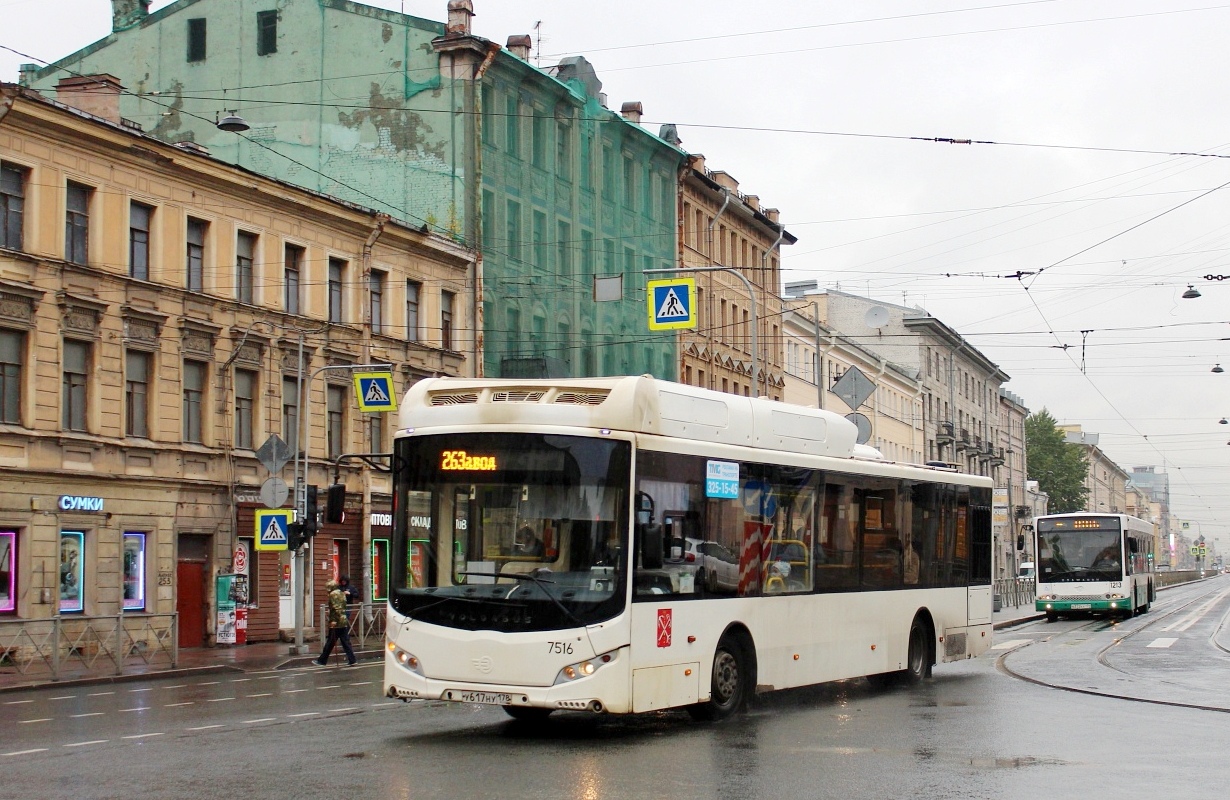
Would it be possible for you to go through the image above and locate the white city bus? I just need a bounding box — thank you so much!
[383,377,994,721]
[1033,512,1156,621]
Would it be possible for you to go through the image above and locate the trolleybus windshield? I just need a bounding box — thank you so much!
[391,433,630,631]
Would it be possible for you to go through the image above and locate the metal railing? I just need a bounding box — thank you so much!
[994,577,1035,609]
[317,602,387,649]
[0,613,177,681]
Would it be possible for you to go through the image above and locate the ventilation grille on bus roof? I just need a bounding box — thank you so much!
[493,390,546,403]
[554,391,609,405]
[430,392,480,406]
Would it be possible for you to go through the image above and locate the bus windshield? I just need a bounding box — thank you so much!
[1038,521,1123,582]
[390,432,631,632]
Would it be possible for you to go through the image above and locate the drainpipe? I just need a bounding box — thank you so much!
[707,191,730,390]
[470,42,499,378]
[761,224,786,400]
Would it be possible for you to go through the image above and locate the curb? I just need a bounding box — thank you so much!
[0,664,242,695]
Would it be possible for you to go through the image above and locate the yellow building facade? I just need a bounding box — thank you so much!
[0,81,474,646]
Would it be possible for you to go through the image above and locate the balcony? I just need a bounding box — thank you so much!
[955,428,972,451]
[988,446,1005,466]
[936,421,955,443]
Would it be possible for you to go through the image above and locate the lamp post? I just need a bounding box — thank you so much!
[644,265,761,398]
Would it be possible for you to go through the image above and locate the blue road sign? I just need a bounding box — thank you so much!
[647,278,696,330]
[353,371,398,413]
[254,508,293,551]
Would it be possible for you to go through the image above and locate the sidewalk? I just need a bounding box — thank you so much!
[0,640,383,694]
[992,602,1044,630]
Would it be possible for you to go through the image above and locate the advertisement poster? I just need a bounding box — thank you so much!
[216,574,237,645]
[122,533,146,610]
[0,532,14,613]
[60,532,84,613]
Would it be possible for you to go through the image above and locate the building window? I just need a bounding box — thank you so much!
[284,244,302,314]
[60,531,84,613]
[236,231,256,304]
[580,229,594,280]
[256,10,278,56]
[370,412,384,453]
[62,339,89,432]
[532,210,547,269]
[326,384,345,459]
[183,360,206,443]
[122,532,146,610]
[234,368,256,449]
[601,144,615,200]
[65,182,90,265]
[506,200,521,262]
[532,110,547,168]
[0,530,14,613]
[481,189,495,248]
[441,292,454,351]
[282,376,299,447]
[556,120,571,182]
[187,17,207,62]
[623,156,636,209]
[507,307,520,341]
[505,93,520,158]
[0,163,26,251]
[0,329,22,424]
[406,281,420,342]
[328,258,345,323]
[186,218,206,292]
[129,202,152,280]
[125,349,151,438]
[557,221,572,278]
[370,270,385,335]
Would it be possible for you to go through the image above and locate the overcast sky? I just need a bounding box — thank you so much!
[4,0,1230,550]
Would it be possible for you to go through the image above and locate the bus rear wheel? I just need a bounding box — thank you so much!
[687,635,748,721]
[502,706,553,723]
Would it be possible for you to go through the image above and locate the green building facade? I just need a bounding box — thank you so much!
[28,0,683,378]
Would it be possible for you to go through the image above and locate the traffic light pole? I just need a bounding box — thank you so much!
[292,361,393,654]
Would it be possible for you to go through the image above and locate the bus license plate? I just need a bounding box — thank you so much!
[458,691,512,705]
[1070,603,1091,609]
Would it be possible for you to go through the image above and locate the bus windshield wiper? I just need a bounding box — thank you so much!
[401,593,483,620]
[460,570,586,628]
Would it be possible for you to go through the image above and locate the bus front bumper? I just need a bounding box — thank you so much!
[1036,597,1130,613]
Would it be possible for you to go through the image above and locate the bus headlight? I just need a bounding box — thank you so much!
[1109,593,1125,600]
[554,650,618,685]
[387,639,422,675]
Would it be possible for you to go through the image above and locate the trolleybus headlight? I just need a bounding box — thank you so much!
[1109,593,1124,600]
[554,650,618,685]
[387,639,422,674]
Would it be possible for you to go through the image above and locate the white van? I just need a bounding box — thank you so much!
[1018,561,1035,579]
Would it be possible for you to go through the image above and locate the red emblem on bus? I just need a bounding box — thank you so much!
[656,608,672,648]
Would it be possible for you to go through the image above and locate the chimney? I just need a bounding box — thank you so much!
[446,0,474,36]
[689,153,706,173]
[598,92,608,108]
[659,123,682,147]
[620,101,643,124]
[112,0,151,33]
[765,208,780,223]
[507,35,532,60]
[711,170,739,193]
[56,75,125,124]
[745,195,760,211]
[18,63,38,87]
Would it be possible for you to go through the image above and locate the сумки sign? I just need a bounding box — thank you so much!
[59,495,104,512]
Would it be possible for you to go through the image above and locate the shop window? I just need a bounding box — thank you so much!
[238,537,258,609]
[122,532,146,610]
[371,538,389,601]
[0,531,14,613]
[60,531,84,613]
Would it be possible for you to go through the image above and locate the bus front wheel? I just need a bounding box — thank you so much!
[687,635,749,721]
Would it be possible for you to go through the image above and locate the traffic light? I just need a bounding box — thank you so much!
[304,484,319,537]
[1016,534,1025,551]
[325,483,346,524]
[285,521,306,551]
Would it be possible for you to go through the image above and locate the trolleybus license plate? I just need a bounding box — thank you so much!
[1070,603,1091,609]
[458,691,512,705]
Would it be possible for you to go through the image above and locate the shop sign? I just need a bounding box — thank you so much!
[59,495,104,512]
[370,513,392,527]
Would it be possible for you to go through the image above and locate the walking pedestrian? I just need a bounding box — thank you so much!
[338,574,360,605]
[313,579,356,666]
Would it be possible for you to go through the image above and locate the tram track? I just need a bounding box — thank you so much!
[995,578,1230,713]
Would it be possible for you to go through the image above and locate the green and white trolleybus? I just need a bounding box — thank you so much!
[1033,512,1157,621]
[383,377,994,720]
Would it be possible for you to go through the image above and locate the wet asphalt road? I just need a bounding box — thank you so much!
[3,576,1227,800]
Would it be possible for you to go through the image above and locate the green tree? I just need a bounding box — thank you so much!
[1025,409,1088,512]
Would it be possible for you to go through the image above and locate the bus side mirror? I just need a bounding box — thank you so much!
[639,523,663,570]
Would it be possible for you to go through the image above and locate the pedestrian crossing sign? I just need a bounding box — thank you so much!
[254,508,294,551]
[353,371,398,413]
[647,277,696,330]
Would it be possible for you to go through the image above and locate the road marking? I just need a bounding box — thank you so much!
[198,681,220,686]
[122,733,165,740]
[165,702,194,707]
[64,740,108,748]
[127,688,151,693]
[2,749,49,756]
[329,707,359,713]
[242,718,277,724]
[49,695,76,701]
[4,699,34,705]
[1147,637,1179,648]
[231,678,252,683]
[163,684,188,689]
[349,681,373,686]
[71,712,104,718]
[372,702,400,707]
[318,685,340,690]
[284,688,308,694]
[287,712,319,718]
[206,697,235,703]
[89,691,116,696]
[18,718,51,724]
[185,724,224,731]
[246,693,272,698]
[1163,588,1230,632]
[990,640,1030,650]
[258,675,282,681]
[120,707,150,712]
